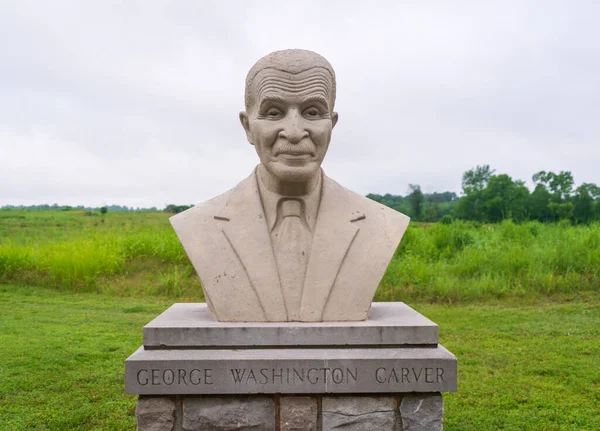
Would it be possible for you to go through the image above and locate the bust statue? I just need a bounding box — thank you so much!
[171,49,410,322]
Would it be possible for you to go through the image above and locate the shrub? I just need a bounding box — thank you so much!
[439,214,454,225]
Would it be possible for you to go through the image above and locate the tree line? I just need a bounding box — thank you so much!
[368,165,600,224]
[5,166,598,224]
[0,204,160,212]
[0,203,195,214]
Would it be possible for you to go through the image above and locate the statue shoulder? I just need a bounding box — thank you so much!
[169,171,257,233]
[355,193,410,242]
[169,187,236,234]
[324,175,411,233]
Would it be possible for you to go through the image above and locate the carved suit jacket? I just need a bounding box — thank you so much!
[170,168,410,322]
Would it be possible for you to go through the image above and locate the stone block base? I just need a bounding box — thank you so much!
[136,393,443,431]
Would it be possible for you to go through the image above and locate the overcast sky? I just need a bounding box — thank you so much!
[1,0,598,208]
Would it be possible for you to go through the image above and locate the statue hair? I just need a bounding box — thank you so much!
[244,49,337,111]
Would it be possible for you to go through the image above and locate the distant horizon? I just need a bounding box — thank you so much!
[1,203,163,211]
[2,165,595,210]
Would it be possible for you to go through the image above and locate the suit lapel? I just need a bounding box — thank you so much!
[299,175,363,321]
[218,171,287,321]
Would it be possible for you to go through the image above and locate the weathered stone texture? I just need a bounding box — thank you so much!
[399,393,444,431]
[322,396,396,430]
[181,396,276,431]
[280,396,318,431]
[136,396,176,431]
[143,302,438,349]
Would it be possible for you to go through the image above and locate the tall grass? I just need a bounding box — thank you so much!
[378,220,600,302]
[1,210,599,301]
[0,211,189,292]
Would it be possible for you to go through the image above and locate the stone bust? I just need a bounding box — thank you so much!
[171,49,409,322]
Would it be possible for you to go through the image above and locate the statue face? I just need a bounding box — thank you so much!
[240,67,338,184]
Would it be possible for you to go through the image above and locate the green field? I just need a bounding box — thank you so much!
[2,210,599,302]
[1,210,599,430]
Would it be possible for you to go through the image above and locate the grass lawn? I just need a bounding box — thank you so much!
[1,285,598,430]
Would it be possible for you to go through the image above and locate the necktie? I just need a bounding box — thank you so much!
[273,199,312,321]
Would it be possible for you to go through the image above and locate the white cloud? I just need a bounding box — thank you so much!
[1,0,598,207]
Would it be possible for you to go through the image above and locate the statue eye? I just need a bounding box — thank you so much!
[304,108,321,118]
[266,108,282,117]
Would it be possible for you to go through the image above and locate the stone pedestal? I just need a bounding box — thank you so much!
[126,303,457,430]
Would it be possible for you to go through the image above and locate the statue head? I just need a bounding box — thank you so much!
[240,49,338,191]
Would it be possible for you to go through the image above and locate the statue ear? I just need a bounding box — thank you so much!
[239,111,254,145]
[331,112,339,129]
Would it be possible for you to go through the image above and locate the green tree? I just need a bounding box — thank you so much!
[455,193,479,221]
[532,171,574,200]
[481,174,530,222]
[548,201,574,222]
[100,206,108,224]
[422,201,440,222]
[455,165,496,221]
[572,183,600,224]
[462,165,495,195]
[527,184,552,222]
[164,204,193,214]
[407,184,425,220]
[532,171,575,221]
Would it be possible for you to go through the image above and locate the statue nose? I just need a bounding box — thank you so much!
[280,115,308,144]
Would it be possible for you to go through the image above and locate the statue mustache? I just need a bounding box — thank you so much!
[273,139,315,156]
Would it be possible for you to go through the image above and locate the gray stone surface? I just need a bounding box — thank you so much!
[400,393,444,431]
[280,397,318,431]
[182,396,275,431]
[134,394,450,431]
[125,345,457,395]
[143,302,438,349]
[170,49,410,322]
[136,396,176,431]
[322,396,396,430]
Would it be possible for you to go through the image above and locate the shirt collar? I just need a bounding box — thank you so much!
[257,168,322,233]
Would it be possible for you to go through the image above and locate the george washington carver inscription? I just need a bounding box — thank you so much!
[135,366,446,387]
[125,303,457,395]
[125,343,457,395]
